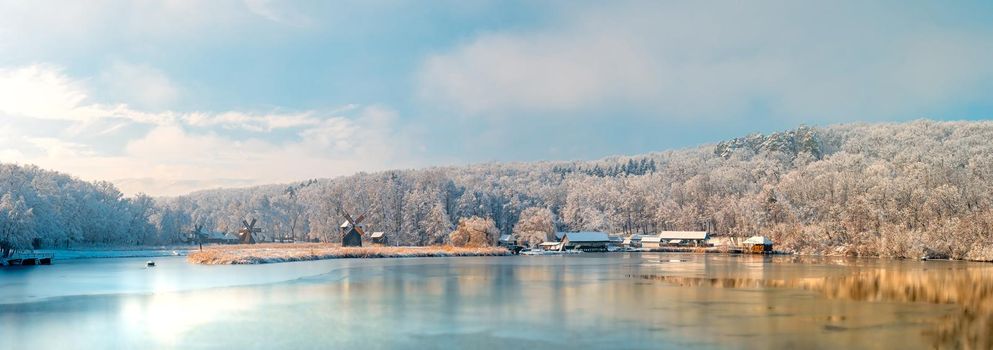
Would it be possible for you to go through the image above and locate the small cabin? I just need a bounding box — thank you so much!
[558,231,610,252]
[743,236,773,253]
[370,231,387,246]
[204,231,239,244]
[498,234,517,247]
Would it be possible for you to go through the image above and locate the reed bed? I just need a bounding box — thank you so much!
[187,243,510,265]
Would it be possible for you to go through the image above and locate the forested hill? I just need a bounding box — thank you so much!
[4,120,993,260]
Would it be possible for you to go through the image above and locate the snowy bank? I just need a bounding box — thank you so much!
[187,243,510,265]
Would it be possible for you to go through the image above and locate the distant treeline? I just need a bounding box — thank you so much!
[4,120,993,260]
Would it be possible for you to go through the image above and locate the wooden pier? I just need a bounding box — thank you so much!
[641,246,788,255]
[1,252,54,266]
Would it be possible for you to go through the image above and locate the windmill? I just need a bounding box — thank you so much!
[238,218,262,244]
[185,223,207,250]
[338,208,366,247]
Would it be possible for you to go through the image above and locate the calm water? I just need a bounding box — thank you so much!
[1,253,991,349]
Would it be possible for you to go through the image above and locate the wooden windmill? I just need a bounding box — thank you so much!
[339,209,366,247]
[238,218,262,244]
[186,223,207,250]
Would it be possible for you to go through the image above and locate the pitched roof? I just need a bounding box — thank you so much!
[641,235,663,243]
[657,231,709,240]
[499,234,514,242]
[744,236,773,245]
[559,231,609,242]
[370,231,385,238]
[205,231,238,240]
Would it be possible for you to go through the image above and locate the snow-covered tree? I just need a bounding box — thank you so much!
[421,203,452,245]
[514,207,555,247]
[0,194,35,257]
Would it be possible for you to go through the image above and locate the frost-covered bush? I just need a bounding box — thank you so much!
[449,216,498,247]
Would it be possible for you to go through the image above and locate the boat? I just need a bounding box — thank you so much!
[146,261,156,267]
[520,249,583,256]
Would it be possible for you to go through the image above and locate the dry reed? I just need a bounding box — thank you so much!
[187,243,510,265]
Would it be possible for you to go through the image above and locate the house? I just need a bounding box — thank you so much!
[498,234,517,247]
[742,236,773,253]
[370,232,387,246]
[204,231,239,244]
[558,231,610,252]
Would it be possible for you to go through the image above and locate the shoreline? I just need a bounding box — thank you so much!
[22,247,190,261]
[13,245,991,265]
[186,243,512,265]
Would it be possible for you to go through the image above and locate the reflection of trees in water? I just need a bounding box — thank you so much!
[631,266,993,349]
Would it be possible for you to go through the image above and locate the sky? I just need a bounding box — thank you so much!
[1,0,992,196]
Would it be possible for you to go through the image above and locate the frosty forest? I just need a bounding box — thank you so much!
[3,120,993,260]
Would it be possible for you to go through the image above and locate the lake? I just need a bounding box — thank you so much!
[1,253,990,349]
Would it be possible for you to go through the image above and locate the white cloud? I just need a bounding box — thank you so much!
[418,2,993,122]
[0,64,334,132]
[0,65,89,121]
[0,64,422,196]
[26,137,99,159]
[242,0,312,26]
[182,111,323,132]
[99,62,180,110]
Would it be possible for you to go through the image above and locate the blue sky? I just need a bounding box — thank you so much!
[1,0,992,196]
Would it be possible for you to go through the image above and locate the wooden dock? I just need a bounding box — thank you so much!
[1,252,54,266]
[641,246,788,255]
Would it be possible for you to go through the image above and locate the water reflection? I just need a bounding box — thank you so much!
[632,263,993,349]
[2,254,990,349]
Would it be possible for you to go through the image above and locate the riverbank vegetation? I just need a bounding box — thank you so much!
[5,120,993,261]
[186,243,510,264]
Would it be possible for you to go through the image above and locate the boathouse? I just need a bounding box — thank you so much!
[622,234,653,248]
[557,231,610,252]
[640,235,664,248]
[742,236,773,253]
[608,235,624,248]
[656,231,710,246]
[498,234,517,247]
